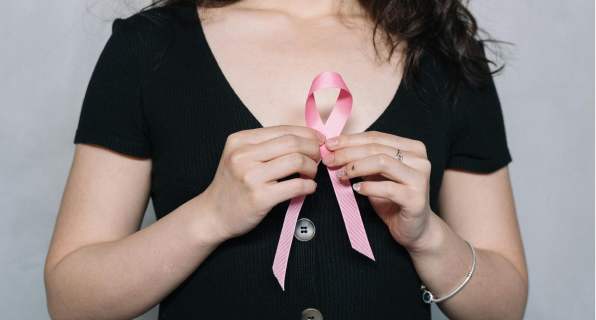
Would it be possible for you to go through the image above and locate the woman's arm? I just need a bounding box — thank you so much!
[44,144,225,319]
[322,132,528,320]
[45,125,324,319]
[410,166,528,319]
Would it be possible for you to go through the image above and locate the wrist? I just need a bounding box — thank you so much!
[186,191,229,247]
[406,212,447,257]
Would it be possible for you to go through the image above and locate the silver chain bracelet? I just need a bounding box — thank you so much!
[421,239,476,304]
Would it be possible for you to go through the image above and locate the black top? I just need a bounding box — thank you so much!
[74,5,512,320]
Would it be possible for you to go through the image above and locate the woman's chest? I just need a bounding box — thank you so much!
[143,67,449,217]
[198,11,404,135]
[141,15,450,217]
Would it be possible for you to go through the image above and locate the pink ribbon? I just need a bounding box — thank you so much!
[272,72,375,291]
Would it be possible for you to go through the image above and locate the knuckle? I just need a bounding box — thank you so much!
[420,159,432,174]
[226,149,249,176]
[225,150,239,168]
[289,153,306,167]
[415,140,428,157]
[225,132,241,148]
[376,153,391,167]
[369,144,383,154]
[239,171,251,185]
[370,131,383,142]
[228,149,245,166]
[362,145,374,155]
[283,134,302,149]
[274,125,290,138]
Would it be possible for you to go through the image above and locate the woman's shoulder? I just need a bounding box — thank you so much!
[413,43,501,113]
[108,5,199,48]
[105,5,200,67]
[113,5,198,32]
[402,51,450,108]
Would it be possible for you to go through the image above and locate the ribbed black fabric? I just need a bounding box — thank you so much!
[74,5,512,320]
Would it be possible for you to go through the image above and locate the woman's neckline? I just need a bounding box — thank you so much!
[188,6,405,133]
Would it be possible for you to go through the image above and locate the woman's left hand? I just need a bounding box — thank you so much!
[321,131,435,251]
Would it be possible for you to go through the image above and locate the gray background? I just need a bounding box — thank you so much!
[1,0,593,319]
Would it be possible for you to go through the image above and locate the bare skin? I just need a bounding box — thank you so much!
[198,1,404,133]
[321,133,528,319]
[45,0,528,319]
[45,127,325,319]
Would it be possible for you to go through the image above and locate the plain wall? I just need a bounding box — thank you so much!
[0,0,593,319]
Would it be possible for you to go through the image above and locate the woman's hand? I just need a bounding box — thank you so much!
[201,125,326,242]
[321,131,435,252]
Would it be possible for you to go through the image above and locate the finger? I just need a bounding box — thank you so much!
[250,134,322,163]
[336,153,425,188]
[257,153,318,182]
[322,143,418,168]
[352,180,418,207]
[264,177,317,206]
[230,125,326,147]
[325,131,427,158]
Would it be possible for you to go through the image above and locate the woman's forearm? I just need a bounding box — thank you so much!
[407,213,529,320]
[45,193,223,320]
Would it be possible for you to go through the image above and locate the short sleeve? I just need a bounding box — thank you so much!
[74,18,152,158]
[446,47,512,173]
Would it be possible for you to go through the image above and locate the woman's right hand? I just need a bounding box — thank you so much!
[200,125,326,242]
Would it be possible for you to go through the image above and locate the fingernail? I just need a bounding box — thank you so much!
[352,183,361,192]
[326,137,338,147]
[335,167,346,177]
[317,131,326,143]
[322,153,334,165]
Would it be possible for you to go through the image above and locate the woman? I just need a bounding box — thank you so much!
[44,0,528,319]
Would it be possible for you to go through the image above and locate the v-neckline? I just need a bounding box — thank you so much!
[192,7,405,134]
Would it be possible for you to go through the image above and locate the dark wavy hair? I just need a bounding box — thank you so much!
[144,0,505,100]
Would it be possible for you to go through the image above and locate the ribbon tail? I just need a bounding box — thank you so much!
[327,167,375,261]
[272,182,308,291]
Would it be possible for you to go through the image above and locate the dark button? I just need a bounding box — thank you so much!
[294,218,316,242]
[301,308,323,320]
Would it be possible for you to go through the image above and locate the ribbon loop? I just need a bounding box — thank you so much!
[272,72,375,291]
[305,72,353,154]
